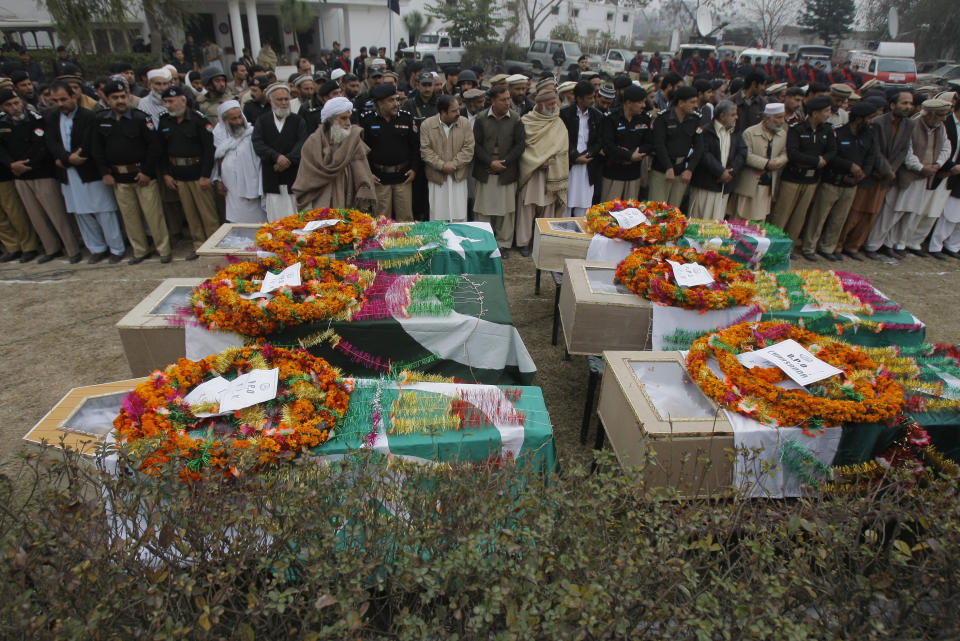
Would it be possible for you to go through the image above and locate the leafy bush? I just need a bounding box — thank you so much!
[2,445,960,640]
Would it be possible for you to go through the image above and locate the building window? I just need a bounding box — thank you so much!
[572,8,579,17]
[622,14,628,22]
[606,12,614,20]
[551,5,559,14]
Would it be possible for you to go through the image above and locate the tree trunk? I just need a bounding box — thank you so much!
[145,5,162,59]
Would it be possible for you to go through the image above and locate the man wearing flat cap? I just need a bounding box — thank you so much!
[294,96,376,212]
[157,85,218,258]
[197,65,236,125]
[827,83,852,129]
[359,82,420,221]
[516,87,568,251]
[801,101,877,261]
[90,80,171,264]
[865,97,952,259]
[252,83,308,221]
[770,94,836,245]
[508,75,534,116]
[600,84,652,201]
[472,85,526,254]
[649,84,703,206]
[0,88,82,264]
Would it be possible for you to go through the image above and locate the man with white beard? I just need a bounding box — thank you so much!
[212,101,267,223]
[292,96,377,211]
[252,83,308,221]
[138,69,171,127]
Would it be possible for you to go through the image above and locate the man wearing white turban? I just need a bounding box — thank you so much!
[292,96,377,211]
[211,100,267,223]
[139,69,171,126]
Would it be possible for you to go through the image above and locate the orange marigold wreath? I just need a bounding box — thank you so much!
[615,246,757,311]
[191,255,375,336]
[585,199,688,243]
[685,321,904,433]
[255,207,378,259]
[113,345,353,479]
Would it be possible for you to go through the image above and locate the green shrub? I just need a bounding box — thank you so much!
[2,445,959,640]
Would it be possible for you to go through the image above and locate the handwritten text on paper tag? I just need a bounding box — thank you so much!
[294,219,341,235]
[736,351,770,369]
[666,259,715,287]
[752,339,843,386]
[183,376,231,416]
[610,207,649,229]
[260,262,301,294]
[218,368,280,413]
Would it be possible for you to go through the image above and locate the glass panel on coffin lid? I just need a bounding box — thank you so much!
[216,226,258,248]
[58,391,127,438]
[148,286,194,316]
[548,220,583,233]
[629,360,717,421]
[586,267,631,295]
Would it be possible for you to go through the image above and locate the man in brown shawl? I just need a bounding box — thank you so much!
[292,96,377,212]
[515,87,569,253]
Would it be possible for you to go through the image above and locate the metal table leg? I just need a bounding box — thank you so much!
[580,367,600,445]
[551,281,561,346]
[534,268,541,295]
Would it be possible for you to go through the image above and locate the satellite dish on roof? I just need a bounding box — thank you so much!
[888,7,899,38]
[696,5,713,36]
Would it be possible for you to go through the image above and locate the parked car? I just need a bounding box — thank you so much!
[918,59,955,74]
[917,63,960,87]
[737,47,787,67]
[400,32,465,69]
[525,39,600,71]
[600,48,637,76]
[850,42,917,89]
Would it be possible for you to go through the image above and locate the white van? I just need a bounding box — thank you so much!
[849,42,917,89]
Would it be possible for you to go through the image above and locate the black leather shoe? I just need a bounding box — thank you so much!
[185,251,200,261]
[499,248,510,259]
[943,249,960,259]
[863,250,882,260]
[87,251,109,264]
[817,251,839,262]
[0,251,21,263]
[906,247,928,257]
[929,251,947,260]
[37,251,63,264]
[18,250,38,263]
[842,250,864,261]
[108,253,124,263]
[128,254,149,265]
[519,246,532,257]
[892,247,907,259]
[801,251,819,262]
[879,246,896,258]
[67,253,82,264]
[159,255,173,264]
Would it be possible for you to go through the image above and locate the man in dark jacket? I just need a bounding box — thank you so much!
[0,89,82,263]
[649,85,703,206]
[252,83,308,221]
[599,84,651,201]
[801,101,877,261]
[770,94,837,245]
[560,80,603,216]
[729,71,767,134]
[688,100,746,219]
[46,80,125,263]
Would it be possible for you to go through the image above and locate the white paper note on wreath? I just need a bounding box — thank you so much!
[295,219,341,235]
[610,207,648,229]
[219,368,280,412]
[184,376,231,416]
[752,339,842,386]
[260,262,301,294]
[666,259,715,287]
[736,351,770,369]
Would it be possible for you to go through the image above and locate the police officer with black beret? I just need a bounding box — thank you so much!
[359,82,420,221]
[158,85,218,259]
[600,84,652,200]
[90,79,171,264]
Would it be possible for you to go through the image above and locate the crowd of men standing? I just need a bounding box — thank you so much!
[2,38,959,264]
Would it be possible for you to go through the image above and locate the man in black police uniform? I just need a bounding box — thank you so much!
[801,101,877,261]
[360,82,420,221]
[770,94,837,245]
[90,79,171,264]
[599,84,652,201]
[243,76,271,125]
[649,85,703,207]
[157,85,218,259]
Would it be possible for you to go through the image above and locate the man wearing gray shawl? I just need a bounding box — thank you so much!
[211,100,267,223]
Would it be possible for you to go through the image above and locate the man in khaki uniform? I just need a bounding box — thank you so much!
[197,65,236,125]
[0,130,39,262]
[91,80,171,264]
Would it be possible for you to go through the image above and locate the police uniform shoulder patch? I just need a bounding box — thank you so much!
[205,122,214,131]
[145,119,155,129]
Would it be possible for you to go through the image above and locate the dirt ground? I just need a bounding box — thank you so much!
[2,236,959,477]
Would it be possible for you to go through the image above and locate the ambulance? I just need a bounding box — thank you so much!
[849,42,917,89]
